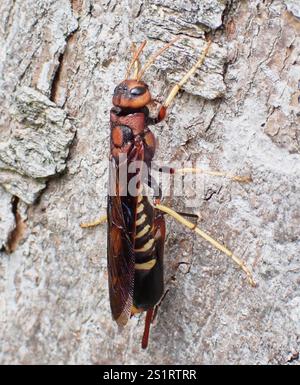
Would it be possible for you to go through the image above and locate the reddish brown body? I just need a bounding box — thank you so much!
[83,38,255,350]
[107,80,166,347]
[105,38,213,349]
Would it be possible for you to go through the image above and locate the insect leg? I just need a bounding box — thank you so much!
[80,215,107,228]
[152,39,212,124]
[151,164,251,183]
[154,203,256,287]
[175,211,199,223]
[175,168,252,183]
[151,164,175,174]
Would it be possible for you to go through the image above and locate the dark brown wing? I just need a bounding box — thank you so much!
[107,157,137,325]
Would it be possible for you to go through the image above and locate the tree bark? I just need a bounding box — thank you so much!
[0,0,299,364]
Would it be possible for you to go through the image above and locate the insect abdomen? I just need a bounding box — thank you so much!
[133,195,164,310]
[134,195,155,265]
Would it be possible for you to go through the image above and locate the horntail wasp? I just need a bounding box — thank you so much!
[81,37,256,349]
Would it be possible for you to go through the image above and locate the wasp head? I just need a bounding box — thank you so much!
[112,80,151,109]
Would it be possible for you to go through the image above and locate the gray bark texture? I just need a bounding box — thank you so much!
[0,0,299,364]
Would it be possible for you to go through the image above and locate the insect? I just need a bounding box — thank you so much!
[81,38,256,349]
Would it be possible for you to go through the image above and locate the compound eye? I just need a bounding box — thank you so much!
[114,84,126,94]
[130,87,146,96]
